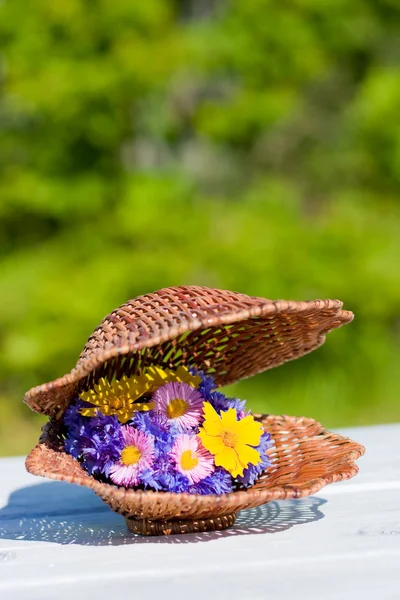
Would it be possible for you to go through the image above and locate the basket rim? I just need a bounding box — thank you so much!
[24,286,354,417]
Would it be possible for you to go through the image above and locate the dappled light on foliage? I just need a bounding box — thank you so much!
[0,0,399,455]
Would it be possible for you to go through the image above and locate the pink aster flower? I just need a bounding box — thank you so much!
[171,434,214,484]
[109,425,155,487]
[152,381,204,429]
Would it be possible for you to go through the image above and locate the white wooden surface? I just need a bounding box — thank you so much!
[0,424,399,600]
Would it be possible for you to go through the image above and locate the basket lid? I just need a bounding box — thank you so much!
[24,285,353,418]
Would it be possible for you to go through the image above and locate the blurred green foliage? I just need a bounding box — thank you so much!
[0,0,399,456]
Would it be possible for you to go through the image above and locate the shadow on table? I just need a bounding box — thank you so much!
[0,482,326,546]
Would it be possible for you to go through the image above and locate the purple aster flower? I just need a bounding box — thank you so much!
[153,381,204,429]
[171,434,214,484]
[236,431,273,488]
[109,426,155,487]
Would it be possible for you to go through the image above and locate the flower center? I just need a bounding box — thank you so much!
[109,396,125,410]
[120,445,142,466]
[166,398,189,419]
[180,449,199,471]
[222,430,238,448]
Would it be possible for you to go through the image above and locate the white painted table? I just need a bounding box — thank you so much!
[0,424,399,600]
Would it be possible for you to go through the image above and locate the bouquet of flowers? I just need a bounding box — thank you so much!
[63,365,273,495]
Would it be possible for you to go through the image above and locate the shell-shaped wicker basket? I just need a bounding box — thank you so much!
[25,286,364,536]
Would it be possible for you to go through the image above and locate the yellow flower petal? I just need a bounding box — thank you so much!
[145,366,169,390]
[230,465,245,478]
[198,430,225,454]
[236,415,263,446]
[221,408,239,437]
[133,401,154,412]
[235,443,261,469]
[79,407,98,417]
[118,412,132,424]
[220,407,240,431]
[203,421,222,436]
[214,447,239,474]
[201,401,222,436]
[175,366,201,388]
[149,365,169,380]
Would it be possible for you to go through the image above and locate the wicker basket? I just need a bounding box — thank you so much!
[25,286,364,535]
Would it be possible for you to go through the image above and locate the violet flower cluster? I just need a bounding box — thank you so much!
[63,367,273,495]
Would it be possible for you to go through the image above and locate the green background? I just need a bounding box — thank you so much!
[0,0,399,456]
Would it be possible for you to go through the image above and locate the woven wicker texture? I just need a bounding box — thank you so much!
[24,286,353,419]
[25,414,364,535]
[125,514,237,536]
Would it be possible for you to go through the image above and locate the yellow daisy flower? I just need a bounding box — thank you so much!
[143,365,201,391]
[79,375,154,423]
[198,402,263,478]
[171,365,202,388]
[79,365,201,423]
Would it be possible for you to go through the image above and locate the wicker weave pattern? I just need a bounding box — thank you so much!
[24,286,353,419]
[25,415,364,524]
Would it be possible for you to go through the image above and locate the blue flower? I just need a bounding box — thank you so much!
[188,467,234,495]
[63,398,89,438]
[236,431,273,487]
[133,410,169,436]
[208,390,247,418]
[133,410,180,452]
[63,399,123,476]
[141,453,189,492]
[190,367,248,418]
[189,367,216,399]
[162,471,190,493]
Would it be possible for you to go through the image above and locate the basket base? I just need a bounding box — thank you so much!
[126,513,237,536]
